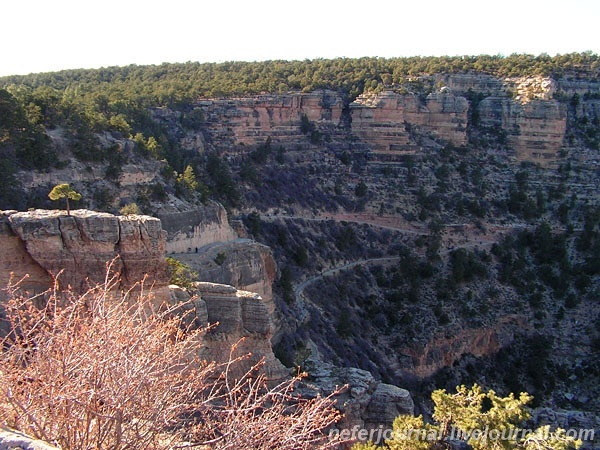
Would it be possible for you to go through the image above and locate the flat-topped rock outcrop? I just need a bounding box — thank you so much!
[0,209,168,295]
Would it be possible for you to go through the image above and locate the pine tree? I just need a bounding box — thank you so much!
[48,183,82,215]
[353,384,582,450]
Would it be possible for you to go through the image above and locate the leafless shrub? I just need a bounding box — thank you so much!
[0,267,343,449]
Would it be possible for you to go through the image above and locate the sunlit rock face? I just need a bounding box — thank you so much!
[0,209,168,295]
[191,281,288,380]
[478,97,567,165]
[349,90,468,157]
[157,201,238,254]
[193,90,344,150]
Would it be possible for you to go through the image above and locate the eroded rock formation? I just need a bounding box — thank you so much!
[299,361,414,434]
[478,97,567,164]
[0,209,168,296]
[158,201,238,254]
[0,208,288,380]
[160,201,281,334]
[191,281,287,379]
[175,240,277,312]
[193,90,344,149]
[186,80,578,165]
[350,90,468,158]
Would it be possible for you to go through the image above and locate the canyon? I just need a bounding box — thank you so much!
[0,207,416,435]
[1,63,599,447]
[163,73,600,166]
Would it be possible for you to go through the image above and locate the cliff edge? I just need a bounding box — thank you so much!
[0,209,169,296]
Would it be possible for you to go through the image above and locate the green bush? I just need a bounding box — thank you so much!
[166,257,198,288]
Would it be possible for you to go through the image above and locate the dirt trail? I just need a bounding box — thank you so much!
[270,209,503,307]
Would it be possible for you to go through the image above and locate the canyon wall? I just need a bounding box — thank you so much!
[157,201,238,254]
[350,90,468,158]
[158,201,279,328]
[0,208,411,433]
[194,90,344,150]
[0,208,286,379]
[0,209,169,296]
[478,96,567,164]
[185,76,587,165]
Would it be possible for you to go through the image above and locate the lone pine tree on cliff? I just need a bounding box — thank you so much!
[48,183,82,216]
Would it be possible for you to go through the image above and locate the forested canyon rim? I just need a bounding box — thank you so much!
[0,54,599,448]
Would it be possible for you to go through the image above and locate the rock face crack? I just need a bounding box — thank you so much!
[56,215,80,277]
[138,219,153,256]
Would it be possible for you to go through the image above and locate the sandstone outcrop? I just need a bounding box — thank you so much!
[0,210,52,292]
[157,201,238,254]
[0,209,168,297]
[175,240,276,307]
[0,209,288,381]
[190,281,288,379]
[175,79,599,166]
[174,239,282,350]
[194,90,344,150]
[478,97,567,164]
[349,90,468,158]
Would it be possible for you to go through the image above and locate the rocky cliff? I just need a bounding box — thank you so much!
[400,315,527,378]
[0,208,412,431]
[447,73,600,165]
[158,201,238,254]
[0,209,169,296]
[350,90,468,158]
[478,96,567,164]
[182,76,587,165]
[0,208,287,377]
[190,90,344,150]
[299,361,414,435]
[175,240,276,309]
[188,282,287,379]
[160,201,280,333]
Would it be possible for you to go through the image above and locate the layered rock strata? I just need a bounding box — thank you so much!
[184,78,597,165]
[0,209,287,379]
[195,90,344,149]
[174,240,276,314]
[349,90,468,157]
[0,209,168,296]
[157,201,238,254]
[478,97,567,164]
[190,282,287,379]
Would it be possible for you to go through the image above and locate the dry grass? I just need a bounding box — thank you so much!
[0,266,343,449]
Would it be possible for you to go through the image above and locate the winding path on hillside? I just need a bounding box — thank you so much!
[262,213,429,236]
[292,235,496,307]
[258,211,533,309]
